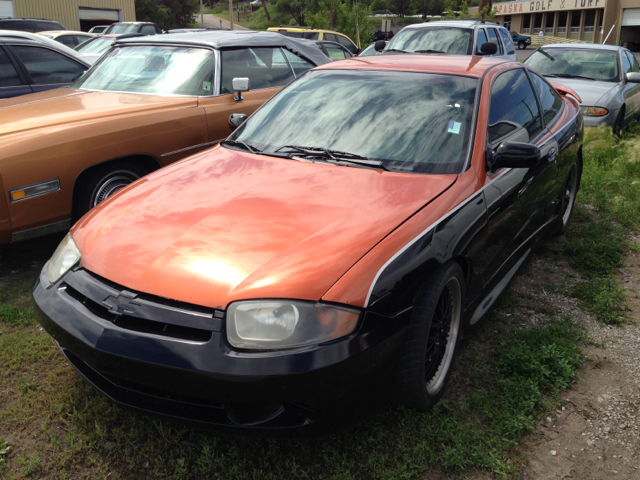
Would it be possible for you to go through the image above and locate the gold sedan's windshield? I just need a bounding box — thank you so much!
[72,45,216,96]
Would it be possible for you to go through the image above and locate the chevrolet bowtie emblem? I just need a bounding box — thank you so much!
[102,291,139,316]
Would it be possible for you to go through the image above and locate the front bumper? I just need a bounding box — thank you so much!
[33,266,410,431]
[582,108,619,128]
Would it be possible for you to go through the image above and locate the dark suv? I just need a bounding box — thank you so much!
[103,22,162,35]
[0,18,65,32]
[510,31,531,50]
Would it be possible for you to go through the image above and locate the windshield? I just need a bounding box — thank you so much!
[104,24,139,34]
[75,36,114,54]
[72,45,216,95]
[387,26,473,54]
[359,44,380,56]
[525,48,620,82]
[229,70,477,174]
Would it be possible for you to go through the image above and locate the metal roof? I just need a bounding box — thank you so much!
[541,43,623,51]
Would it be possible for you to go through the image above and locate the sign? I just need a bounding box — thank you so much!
[382,19,391,31]
[493,0,606,15]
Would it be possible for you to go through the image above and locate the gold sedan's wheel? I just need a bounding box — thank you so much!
[92,173,139,208]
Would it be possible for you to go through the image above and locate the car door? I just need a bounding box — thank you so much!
[486,27,504,58]
[498,27,517,60]
[475,28,488,55]
[473,67,557,292]
[0,45,33,99]
[8,44,87,93]
[200,47,298,144]
[622,50,640,119]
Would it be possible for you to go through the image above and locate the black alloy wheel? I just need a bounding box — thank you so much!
[518,41,527,50]
[556,157,580,235]
[394,261,464,410]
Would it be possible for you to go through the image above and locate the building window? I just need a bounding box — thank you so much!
[557,11,568,33]
[533,12,543,34]
[504,15,511,31]
[523,13,531,34]
[570,11,581,33]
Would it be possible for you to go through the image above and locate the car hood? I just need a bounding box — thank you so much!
[73,146,457,309]
[545,77,617,106]
[0,88,197,141]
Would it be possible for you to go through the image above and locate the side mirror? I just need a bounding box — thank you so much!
[487,141,541,172]
[626,72,640,83]
[478,42,498,55]
[229,113,248,131]
[232,77,250,101]
[374,40,386,52]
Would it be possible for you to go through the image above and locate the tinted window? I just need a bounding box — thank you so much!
[75,35,93,46]
[33,21,64,32]
[389,26,473,55]
[633,53,640,72]
[56,35,76,48]
[302,32,319,40]
[324,33,338,42]
[487,28,502,54]
[622,50,632,74]
[12,46,86,85]
[141,25,157,35]
[476,29,488,53]
[499,28,515,54]
[489,68,542,143]
[336,34,356,53]
[231,70,478,174]
[221,47,294,93]
[529,71,563,126]
[278,31,303,38]
[282,49,315,76]
[324,44,347,60]
[0,20,33,32]
[0,48,21,87]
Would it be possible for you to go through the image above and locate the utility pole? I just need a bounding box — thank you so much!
[200,0,204,27]
[329,0,334,30]
[229,0,234,30]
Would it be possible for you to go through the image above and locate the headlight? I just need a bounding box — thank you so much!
[584,106,609,116]
[46,233,81,284]
[227,300,360,350]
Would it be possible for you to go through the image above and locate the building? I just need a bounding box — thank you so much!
[0,0,136,31]
[470,0,640,48]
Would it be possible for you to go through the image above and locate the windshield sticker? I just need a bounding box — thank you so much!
[447,121,461,134]
[203,81,212,92]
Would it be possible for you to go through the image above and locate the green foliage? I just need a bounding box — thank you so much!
[0,438,10,471]
[307,0,374,46]
[476,4,496,18]
[275,0,317,26]
[459,0,469,16]
[135,0,199,30]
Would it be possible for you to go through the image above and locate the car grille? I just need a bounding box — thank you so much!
[60,268,223,342]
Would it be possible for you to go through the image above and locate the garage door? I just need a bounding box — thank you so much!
[622,8,640,26]
[78,7,120,22]
[0,1,14,18]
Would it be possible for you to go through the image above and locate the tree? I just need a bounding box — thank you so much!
[476,0,491,18]
[135,0,199,30]
[262,0,272,21]
[275,0,314,26]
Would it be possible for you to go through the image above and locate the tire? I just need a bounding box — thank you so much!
[613,107,625,137]
[518,41,527,50]
[394,261,465,411]
[556,156,581,236]
[74,161,147,220]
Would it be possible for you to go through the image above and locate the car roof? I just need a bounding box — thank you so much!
[116,30,331,65]
[540,43,622,52]
[39,30,92,36]
[110,22,154,25]
[402,20,504,30]
[315,53,510,77]
[268,27,349,36]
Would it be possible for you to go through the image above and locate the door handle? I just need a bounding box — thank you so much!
[547,147,559,162]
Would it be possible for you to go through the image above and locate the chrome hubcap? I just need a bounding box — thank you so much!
[425,277,462,395]
[92,175,134,207]
[562,164,578,225]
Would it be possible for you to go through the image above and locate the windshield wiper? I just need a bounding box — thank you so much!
[384,48,406,53]
[546,73,597,81]
[414,49,445,53]
[221,139,261,153]
[276,145,390,170]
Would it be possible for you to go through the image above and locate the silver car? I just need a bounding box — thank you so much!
[524,44,640,134]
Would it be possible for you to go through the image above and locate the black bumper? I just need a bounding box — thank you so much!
[33,267,410,431]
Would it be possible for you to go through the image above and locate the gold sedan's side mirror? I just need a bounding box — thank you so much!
[233,77,250,101]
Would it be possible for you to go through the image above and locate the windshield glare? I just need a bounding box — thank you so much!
[75,36,114,54]
[525,49,620,82]
[230,70,477,174]
[72,45,216,95]
[105,24,139,34]
[387,27,473,54]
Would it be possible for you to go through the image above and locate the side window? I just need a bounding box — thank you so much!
[488,68,542,143]
[486,28,502,54]
[10,46,86,85]
[57,35,77,48]
[336,34,357,54]
[141,25,157,35]
[220,47,295,94]
[34,21,61,32]
[476,29,488,54]
[0,20,33,32]
[499,28,515,54]
[324,44,348,61]
[0,48,22,87]
[633,54,640,73]
[75,35,93,46]
[283,49,315,76]
[529,71,563,126]
[302,32,319,40]
[622,51,632,74]
[624,51,638,73]
[324,33,338,42]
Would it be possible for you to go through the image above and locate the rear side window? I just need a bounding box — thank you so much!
[528,71,563,126]
[283,49,314,76]
[302,32,319,40]
[33,21,63,32]
[141,25,157,35]
[0,48,22,87]
[324,33,338,42]
[11,46,86,85]
[335,34,356,53]
[486,28,502,54]
[323,43,348,61]
[221,47,295,93]
[499,29,515,54]
[488,68,542,143]
[0,20,34,32]
[56,35,76,48]
[476,29,488,53]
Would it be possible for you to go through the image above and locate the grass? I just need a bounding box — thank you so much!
[0,126,638,478]
[205,4,295,30]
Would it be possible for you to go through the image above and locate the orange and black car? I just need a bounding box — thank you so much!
[33,54,583,431]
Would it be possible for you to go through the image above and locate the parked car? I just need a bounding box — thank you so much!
[510,30,531,50]
[524,44,640,134]
[0,31,329,244]
[268,26,359,54]
[0,18,64,33]
[315,40,353,60]
[88,25,110,34]
[38,30,95,48]
[359,41,387,56]
[73,34,119,56]
[382,19,516,61]
[33,54,583,431]
[103,22,162,35]
[0,37,89,99]
[0,29,98,64]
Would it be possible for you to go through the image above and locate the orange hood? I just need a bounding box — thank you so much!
[73,147,456,309]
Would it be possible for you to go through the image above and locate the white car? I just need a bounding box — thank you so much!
[0,30,100,64]
[38,30,96,49]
